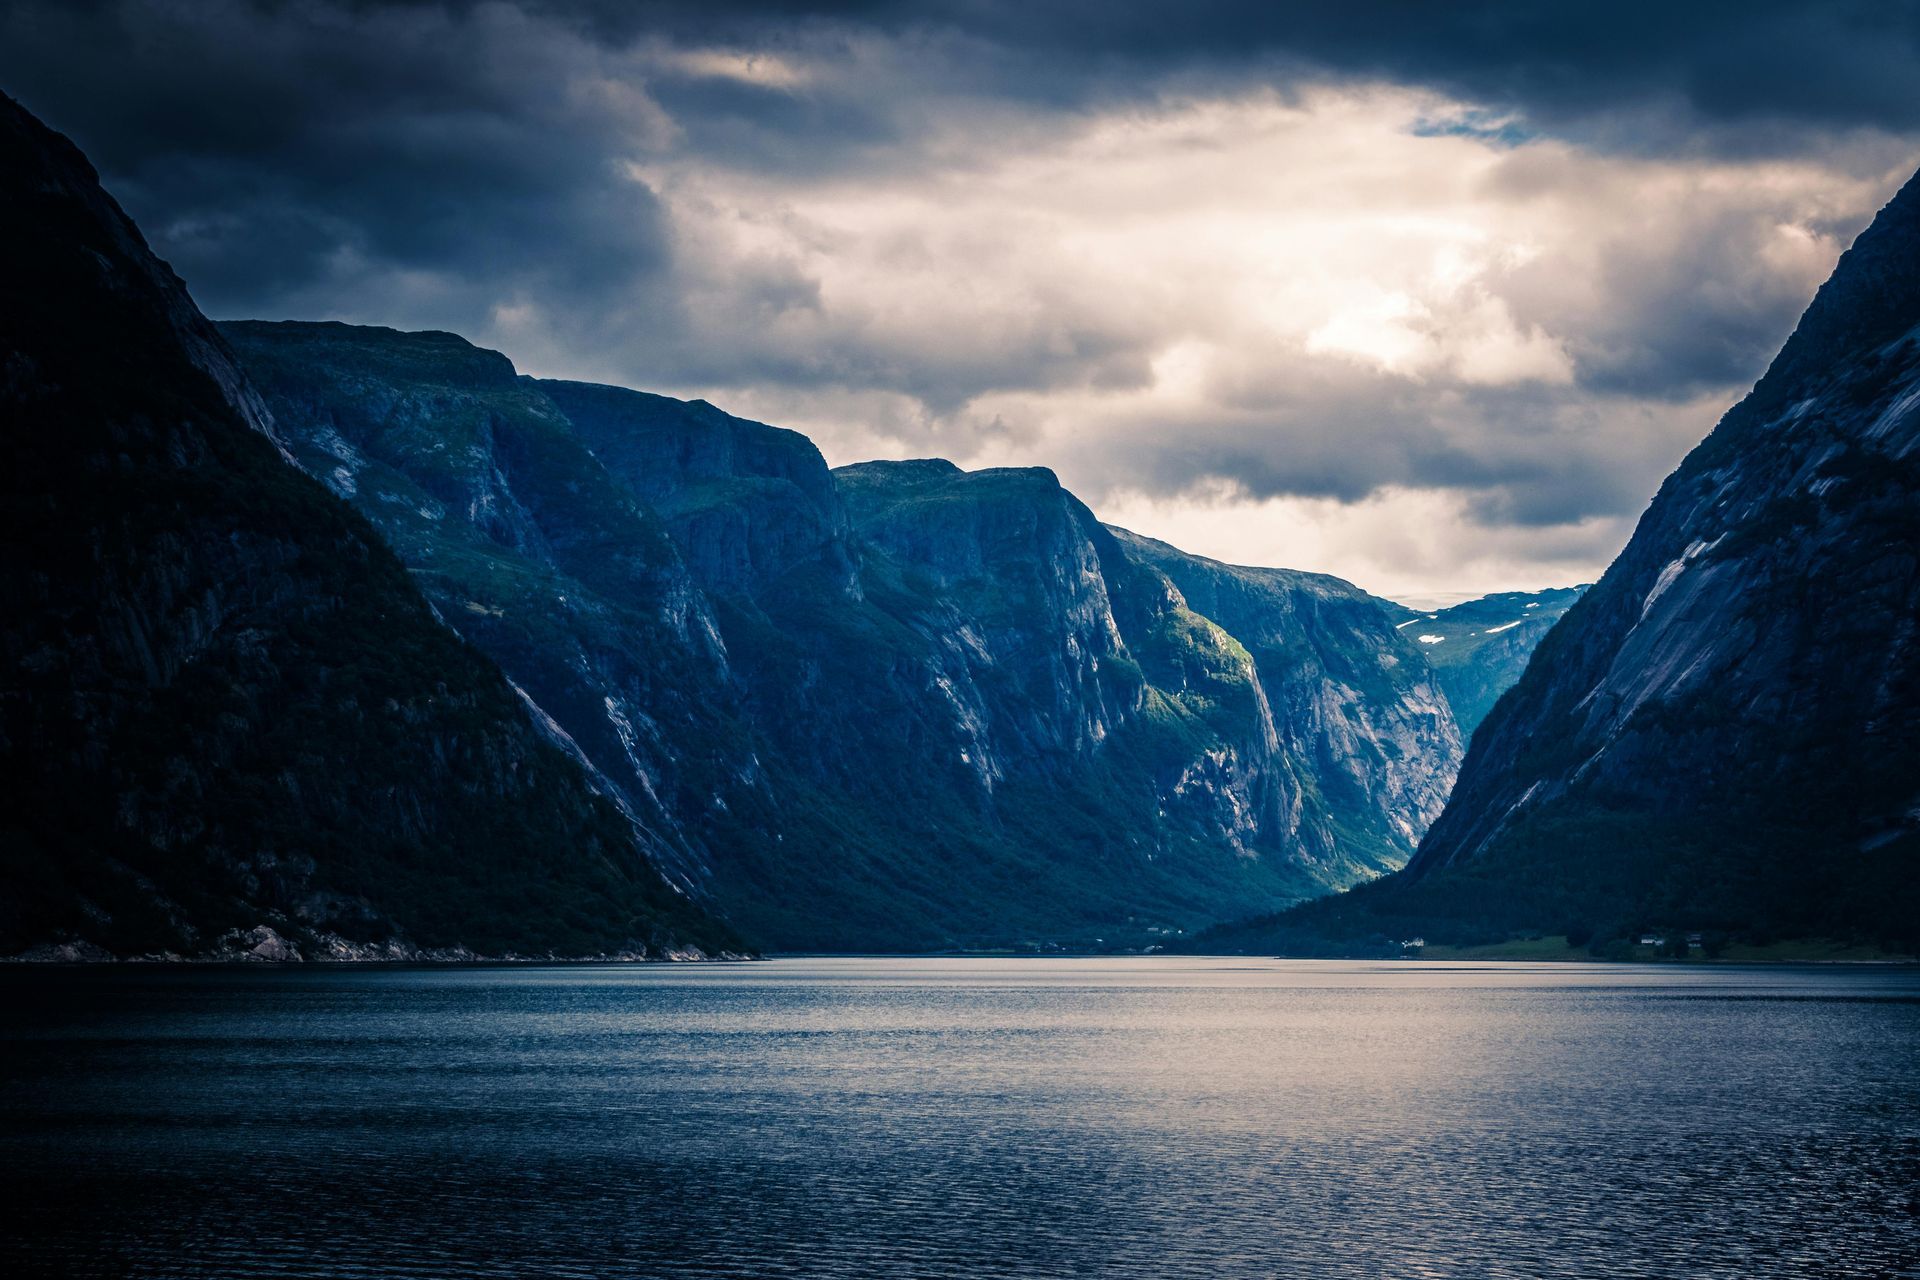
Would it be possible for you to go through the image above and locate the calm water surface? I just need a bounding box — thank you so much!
[2,958,1917,1278]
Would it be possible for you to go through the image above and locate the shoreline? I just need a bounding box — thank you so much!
[6,948,1913,967]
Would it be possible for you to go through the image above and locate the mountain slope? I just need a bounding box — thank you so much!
[1389,587,1588,739]
[0,94,740,960]
[585,427,1460,937]
[221,322,761,896]
[538,379,855,600]
[1110,530,1460,858]
[1236,167,1920,954]
[226,330,1470,950]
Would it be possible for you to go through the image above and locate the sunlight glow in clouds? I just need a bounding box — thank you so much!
[9,1,1908,600]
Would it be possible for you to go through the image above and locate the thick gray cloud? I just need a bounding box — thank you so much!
[2,1,679,324]
[2,0,1915,595]
[532,0,1920,143]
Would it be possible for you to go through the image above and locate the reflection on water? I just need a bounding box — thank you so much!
[3,958,1917,1278]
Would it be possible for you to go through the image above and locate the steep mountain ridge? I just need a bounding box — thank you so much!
[538,379,855,600]
[1110,530,1460,860]
[229,325,1472,949]
[0,94,741,960]
[1413,172,1920,897]
[836,461,1134,776]
[222,322,757,894]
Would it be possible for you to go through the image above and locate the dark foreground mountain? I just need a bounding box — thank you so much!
[1389,588,1588,739]
[224,324,1468,951]
[1206,168,1920,956]
[0,94,742,961]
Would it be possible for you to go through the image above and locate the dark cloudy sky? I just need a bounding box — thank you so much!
[7,1,1917,600]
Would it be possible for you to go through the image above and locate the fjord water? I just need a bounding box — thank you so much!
[3,960,1916,1278]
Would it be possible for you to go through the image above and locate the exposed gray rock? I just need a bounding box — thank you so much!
[1113,529,1461,869]
[219,925,304,962]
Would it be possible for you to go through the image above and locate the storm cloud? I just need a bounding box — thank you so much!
[3,0,1915,598]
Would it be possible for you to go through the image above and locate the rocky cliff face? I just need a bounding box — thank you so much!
[0,95,742,960]
[221,322,760,894]
[1393,168,1920,947]
[537,380,855,600]
[226,327,1470,950]
[835,461,1132,777]
[1115,532,1461,862]
[718,452,1457,946]
[1390,588,1588,740]
[826,461,1371,875]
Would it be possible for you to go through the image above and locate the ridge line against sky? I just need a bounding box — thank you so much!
[4,0,1916,600]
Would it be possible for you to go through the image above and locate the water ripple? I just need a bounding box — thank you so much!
[2,959,1916,1278]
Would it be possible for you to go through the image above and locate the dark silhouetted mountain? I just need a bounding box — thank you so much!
[0,94,742,961]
